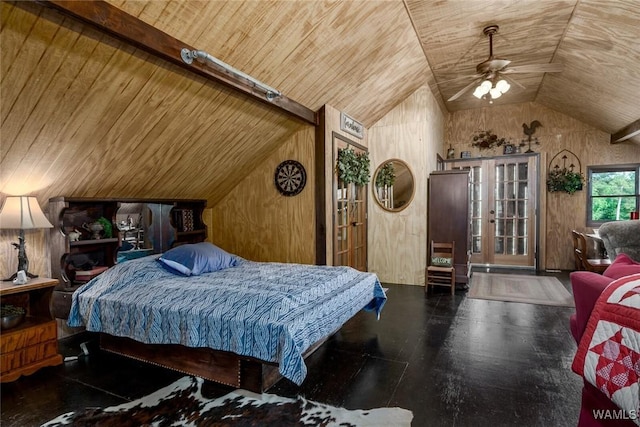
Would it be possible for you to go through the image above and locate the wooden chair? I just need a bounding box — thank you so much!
[571,230,611,274]
[426,241,456,295]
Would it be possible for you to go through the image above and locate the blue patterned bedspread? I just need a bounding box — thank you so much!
[68,256,386,385]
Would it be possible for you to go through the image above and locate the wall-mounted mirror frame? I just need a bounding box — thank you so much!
[372,158,415,212]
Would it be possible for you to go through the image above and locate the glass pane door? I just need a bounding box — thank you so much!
[332,135,368,271]
[489,156,536,266]
[446,155,537,267]
[335,179,350,266]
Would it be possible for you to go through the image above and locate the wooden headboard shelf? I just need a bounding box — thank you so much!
[48,197,207,319]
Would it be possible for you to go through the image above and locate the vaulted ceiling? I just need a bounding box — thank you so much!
[1,0,638,207]
[406,0,640,140]
[102,0,639,138]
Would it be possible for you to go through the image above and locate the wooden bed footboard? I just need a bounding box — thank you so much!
[100,333,328,392]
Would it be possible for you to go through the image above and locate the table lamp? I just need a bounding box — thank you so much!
[0,196,53,281]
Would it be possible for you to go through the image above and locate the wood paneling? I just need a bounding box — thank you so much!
[405,0,640,142]
[0,229,50,280]
[445,102,640,270]
[2,0,639,280]
[106,0,429,128]
[210,126,315,264]
[1,2,306,207]
[368,87,445,285]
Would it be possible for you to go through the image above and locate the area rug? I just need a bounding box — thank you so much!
[469,273,574,307]
[42,376,413,426]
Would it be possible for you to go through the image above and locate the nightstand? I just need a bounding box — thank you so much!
[1,277,63,382]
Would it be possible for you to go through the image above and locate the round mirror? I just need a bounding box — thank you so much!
[372,159,415,212]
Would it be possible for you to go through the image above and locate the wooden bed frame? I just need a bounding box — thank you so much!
[100,331,331,393]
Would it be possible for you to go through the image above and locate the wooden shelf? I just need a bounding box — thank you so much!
[49,197,208,321]
[0,278,60,296]
[70,238,119,247]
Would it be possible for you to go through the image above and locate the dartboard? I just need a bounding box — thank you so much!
[274,160,306,196]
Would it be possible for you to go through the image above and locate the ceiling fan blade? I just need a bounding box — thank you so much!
[503,63,564,74]
[477,58,511,74]
[447,77,483,102]
[502,75,526,90]
[437,74,483,85]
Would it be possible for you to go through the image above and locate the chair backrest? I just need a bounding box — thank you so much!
[430,241,455,267]
[571,230,587,270]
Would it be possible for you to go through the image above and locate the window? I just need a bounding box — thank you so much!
[587,164,640,226]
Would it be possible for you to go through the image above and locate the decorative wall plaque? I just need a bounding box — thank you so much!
[340,112,364,139]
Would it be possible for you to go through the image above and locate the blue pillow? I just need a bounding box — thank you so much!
[158,242,238,276]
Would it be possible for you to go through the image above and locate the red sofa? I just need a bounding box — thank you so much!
[569,253,640,427]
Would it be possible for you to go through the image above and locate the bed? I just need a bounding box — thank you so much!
[68,244,386,392]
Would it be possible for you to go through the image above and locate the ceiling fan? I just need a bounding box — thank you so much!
[447,25,563,102]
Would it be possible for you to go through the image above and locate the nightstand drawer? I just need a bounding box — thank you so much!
[0,321,57,354]
[1,339,59,374]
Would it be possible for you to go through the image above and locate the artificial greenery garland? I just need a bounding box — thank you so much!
[547,168,584,194]
[375,162,396,188]
[336,148,371,186]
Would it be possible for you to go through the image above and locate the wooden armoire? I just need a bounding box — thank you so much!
[427,170,471,284]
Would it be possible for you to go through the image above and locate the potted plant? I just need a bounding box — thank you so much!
[547,167,584,194]
[336,148,370,186]
[376,162,396,188]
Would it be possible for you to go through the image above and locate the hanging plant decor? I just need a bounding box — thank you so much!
[471,130,508,150]
[375,162,396,188]
[547,150,585,194]
[336,148,371,186]
[547,168,584,194]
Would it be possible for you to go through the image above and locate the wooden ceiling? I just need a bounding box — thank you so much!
[406,0,640,140]
[1,0,638,207]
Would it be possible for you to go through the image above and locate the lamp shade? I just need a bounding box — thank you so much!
[0,196,53,230]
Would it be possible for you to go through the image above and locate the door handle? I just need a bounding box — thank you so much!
[489,219,495,223]
[490,210,495,214]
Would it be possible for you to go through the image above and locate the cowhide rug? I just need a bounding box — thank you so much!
[42,376,413,426]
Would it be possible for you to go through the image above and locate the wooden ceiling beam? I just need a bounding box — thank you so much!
[611,119,640,144]
[36,0,317,125]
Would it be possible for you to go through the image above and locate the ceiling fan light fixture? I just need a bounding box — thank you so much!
[489,88,502,99]
[496,79,510,93]
[472,79,493,99]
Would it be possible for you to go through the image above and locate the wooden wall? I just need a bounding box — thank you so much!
[444,102,640,270]
[209,126,315,264]
[0,228,50,280]
[368,87,445,285]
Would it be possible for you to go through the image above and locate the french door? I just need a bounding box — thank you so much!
[333,133,367,271]
[448,154,538,267]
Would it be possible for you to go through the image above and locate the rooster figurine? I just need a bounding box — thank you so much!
[522,120,542,153]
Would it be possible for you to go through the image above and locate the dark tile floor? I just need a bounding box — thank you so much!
[1,269,582,426]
